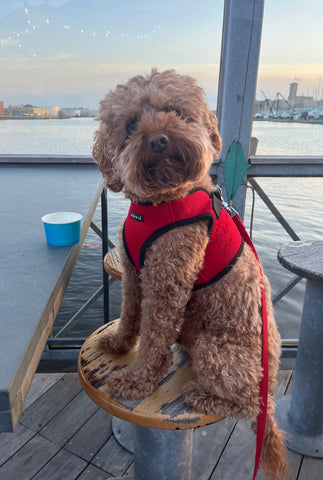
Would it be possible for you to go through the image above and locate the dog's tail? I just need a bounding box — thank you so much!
[254,398,289,480]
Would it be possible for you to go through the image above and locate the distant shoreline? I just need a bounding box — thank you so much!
[253,118,323,125]
[0,116,69,120]
[0,116,95,120]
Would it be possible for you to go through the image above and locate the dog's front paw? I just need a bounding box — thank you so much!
[107,367,157,400]
[99,332,132,355]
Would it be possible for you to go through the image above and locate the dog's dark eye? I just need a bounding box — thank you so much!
[126,117,137,136]
[163,107,183,118]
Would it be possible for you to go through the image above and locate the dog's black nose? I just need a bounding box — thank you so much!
[148,134,169,153]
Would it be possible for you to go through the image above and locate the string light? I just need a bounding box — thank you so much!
[3,11,161,51]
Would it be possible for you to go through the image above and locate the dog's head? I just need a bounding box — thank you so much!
[93,70,221,202]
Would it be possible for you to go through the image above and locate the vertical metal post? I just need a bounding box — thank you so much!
[101,188,109,323]
[215,0,264,218]
[134,426,194,480]
[289,278,323,435]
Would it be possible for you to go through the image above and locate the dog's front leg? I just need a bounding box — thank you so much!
[100,244,142,355]
[106,222,209,399]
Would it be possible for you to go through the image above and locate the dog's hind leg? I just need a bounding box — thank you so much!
[183,334,263,420]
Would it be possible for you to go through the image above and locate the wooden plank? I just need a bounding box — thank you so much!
[275,370,293,397]
[19,374,82,432]
[192,417,236,480]
[286,373,294,395]
[0,434,60,480]
[125,462,135,477]
[40,390,98,446]
[285,450,303,480]
[298,456,323,480]
[22,373,64,411]
[31,449,88,480]
[77,464,114,480]
[0,422,34,467]
[65,409,113,461]
[114,477,134,480]
[92,436,134,477]
[256,449,302,480]
[210,420,255,480]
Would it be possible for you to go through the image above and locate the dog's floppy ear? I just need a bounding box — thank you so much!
[204,110,222,157]
[92,131,124,192]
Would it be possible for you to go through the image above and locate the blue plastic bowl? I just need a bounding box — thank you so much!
[41,212,82,246]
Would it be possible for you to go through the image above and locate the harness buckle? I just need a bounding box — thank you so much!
[222,201,240,218]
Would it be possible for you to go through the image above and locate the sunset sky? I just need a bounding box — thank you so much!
[0,0,322,109]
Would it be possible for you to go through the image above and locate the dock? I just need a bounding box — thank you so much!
[1,369,322,479]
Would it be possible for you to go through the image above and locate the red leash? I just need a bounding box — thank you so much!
[228,208,269,480]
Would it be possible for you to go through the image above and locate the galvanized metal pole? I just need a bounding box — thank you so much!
[134,426,194,480]
[288,278,323,437]
[101,188,110,323]
[215,0,264,218]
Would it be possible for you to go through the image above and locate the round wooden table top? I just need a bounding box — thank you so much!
[278,240,323,283]
[78,319,222,430]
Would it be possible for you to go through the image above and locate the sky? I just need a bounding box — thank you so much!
[0,0,322,109]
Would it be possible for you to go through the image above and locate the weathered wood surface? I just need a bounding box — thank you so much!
[278,241,323,282]
[104,247,123,280]
[0,370,322,479]
[79,320,222,430]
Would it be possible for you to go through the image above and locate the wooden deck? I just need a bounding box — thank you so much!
[0,370,322,480]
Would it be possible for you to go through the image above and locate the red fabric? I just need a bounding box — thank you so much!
[231,214,269,480]
[123,190,243,288]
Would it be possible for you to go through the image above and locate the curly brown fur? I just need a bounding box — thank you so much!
[93,70,289,479]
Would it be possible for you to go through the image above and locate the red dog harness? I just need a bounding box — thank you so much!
[123,189,244,289]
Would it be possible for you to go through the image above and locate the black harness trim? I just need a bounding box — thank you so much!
[193,238,244,290]
[138,213,215,270]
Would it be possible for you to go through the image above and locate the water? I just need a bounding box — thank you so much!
[0,118,96,155]
[1,118,323,340]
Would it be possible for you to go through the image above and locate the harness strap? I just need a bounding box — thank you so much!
[228,209,269,480]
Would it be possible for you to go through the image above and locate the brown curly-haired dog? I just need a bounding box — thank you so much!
[93,70,288,479]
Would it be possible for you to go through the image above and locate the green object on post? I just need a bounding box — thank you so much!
[220,141,251,204]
